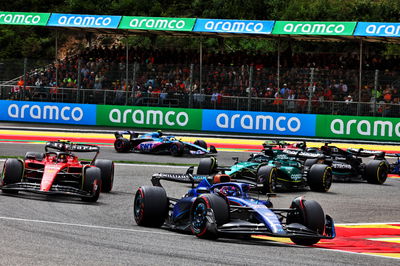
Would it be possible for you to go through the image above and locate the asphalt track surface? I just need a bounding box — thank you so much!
[0,128,399,265]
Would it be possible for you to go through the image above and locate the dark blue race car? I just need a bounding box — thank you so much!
[133,165,335,245]
[114,130,217,156]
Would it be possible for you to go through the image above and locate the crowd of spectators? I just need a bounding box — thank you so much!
[6,44,400,116]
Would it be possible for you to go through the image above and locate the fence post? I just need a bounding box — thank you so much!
[189,64,194,108]
[76,59,81,103]
[307,67,314,113]
[248,65,253,111]
[22,58,27,100]
[373,69,379,116]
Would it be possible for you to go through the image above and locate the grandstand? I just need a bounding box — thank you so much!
[1,13,400,117]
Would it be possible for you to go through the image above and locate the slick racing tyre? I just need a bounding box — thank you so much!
[24,152,45,161]
[170,142,184,156]
[307,164,332,192]
[287,198,325,246]
[2,159,23,194]
[94,159,115,193]
[134,186,169,227]
[365,160,388,184]
[194,140,207,149]
[190,194,229,239]
[197,157,218,175]
[82,167,102,202]
[256,165,277,194]
[114,138,131,153]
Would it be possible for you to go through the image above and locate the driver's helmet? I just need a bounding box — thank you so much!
[157,130,163,137]
[321,145,331,154]
[219,185,240,197]
[58,153,68,163]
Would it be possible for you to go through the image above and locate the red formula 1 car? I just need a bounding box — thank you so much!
[1,140,114,202]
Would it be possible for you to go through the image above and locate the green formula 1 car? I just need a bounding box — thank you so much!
[197,144,333,194]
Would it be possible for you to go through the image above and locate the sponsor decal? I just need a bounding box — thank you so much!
[272,21,356,35]
[118,16,195,31]
[194,18,274,34]
[202,110,316,136]
[139,143,155,151]
[355,22,400,37]
[0,100,96,125]
[0,12,50,25]
[332,163,352,169]
[48,13,121,28]
[316,115,400,141]
[96,105,202,130]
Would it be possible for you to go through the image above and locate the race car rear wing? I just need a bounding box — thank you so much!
[347,148,385,159]
[114,131,139,140]
[283,149,325,160]
[151,166,211,188]
[45,141,100,161]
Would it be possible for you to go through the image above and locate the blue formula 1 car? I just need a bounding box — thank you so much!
[114,130,217,156]
[133,167,335,246]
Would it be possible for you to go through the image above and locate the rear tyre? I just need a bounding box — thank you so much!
[24,152,45,161]
[197,157,218,175]
[114,138,131,153]
[287,198,325,245]
[2,159,23,194]
[304,158,318,167]
[256,165,277,194]
[194,140,207,149]
[190,194,229,239]
[82,167,102,202]
[94,159,114,193]
[307,164,332,192]
[170,142,184,156]
[365,160,388,184]
[134,186,169,227]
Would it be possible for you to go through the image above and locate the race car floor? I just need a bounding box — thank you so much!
[253,223,400,260]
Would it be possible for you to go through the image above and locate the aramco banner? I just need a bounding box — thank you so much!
[119,16,195,31]
[48,13,121,28]
[194,18,274,34]
[272,21,357,35]
[0,11,50,25]
[316,115,400,141]
[355,22,400,37]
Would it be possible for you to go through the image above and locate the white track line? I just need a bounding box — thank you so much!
[0,216,176,236]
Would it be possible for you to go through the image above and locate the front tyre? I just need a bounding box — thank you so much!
[82,167,102,202]
[94,159,114,193]
[2,159,23,194]
[194,140,207,149]
[256,165,277,194]
[197,157,218,175]
[365,160,388,184]
[170,142,184,156]
[307,164,332,192]
[190,194,229,239]
[287,198,325,245]
[134,186,169,227]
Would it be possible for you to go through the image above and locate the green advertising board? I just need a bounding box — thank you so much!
[0,11,50,26]
[119,16,196,31]
[316,114,400,141]
[96,105,202,130]
[273,21,356,35]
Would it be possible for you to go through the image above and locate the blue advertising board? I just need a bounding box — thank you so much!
[0,100,96,125]
[354,22,400,37]
[202,110,316,136]
[48,13,121,28]
[194,18,274,34]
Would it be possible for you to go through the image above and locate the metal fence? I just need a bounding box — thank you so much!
[1,84,398,117]
[0,58,399,117]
